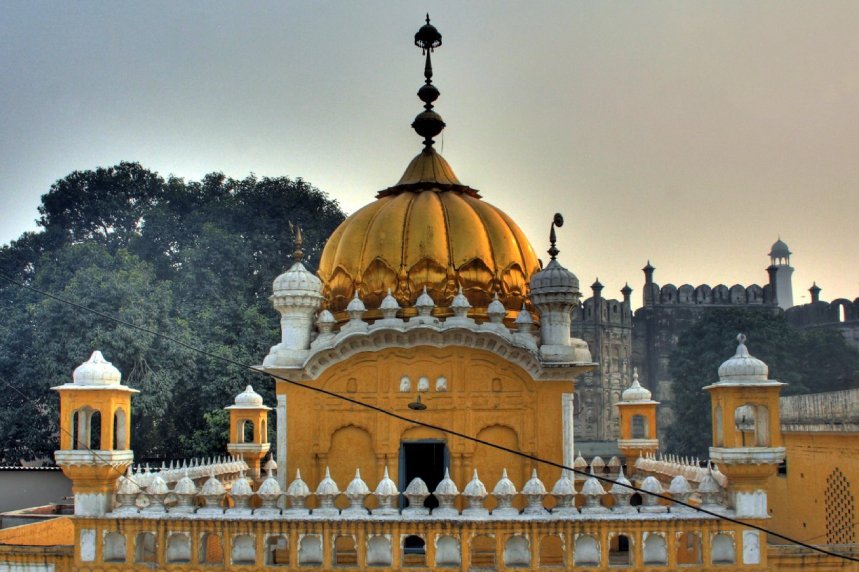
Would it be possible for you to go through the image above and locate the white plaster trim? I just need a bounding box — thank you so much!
[54,449,134,466]
[261,324,595,381]
[618,439,659,449]
[708,447,785,465]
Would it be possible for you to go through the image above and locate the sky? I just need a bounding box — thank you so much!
[2,1,858,308]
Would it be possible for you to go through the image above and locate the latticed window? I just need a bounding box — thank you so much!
[825,468,856,545]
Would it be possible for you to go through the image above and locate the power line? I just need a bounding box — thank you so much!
[2,271,857,563]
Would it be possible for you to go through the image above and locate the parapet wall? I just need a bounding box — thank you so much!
[780,389,859,428]
[785,298,859,327]
[647,283,772,307]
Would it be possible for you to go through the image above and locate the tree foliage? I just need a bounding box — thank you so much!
[666,308,859,456]
[0,162,344,463]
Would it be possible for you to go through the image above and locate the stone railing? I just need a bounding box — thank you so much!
[634,452,728,488]
[110,463,727,519]
[122,456,249,489]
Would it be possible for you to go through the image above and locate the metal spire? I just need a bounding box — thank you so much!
[548,213,564,260]
[411,15,445,150]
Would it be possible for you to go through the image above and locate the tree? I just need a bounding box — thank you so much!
[666,308,859,456]
[0,163,345,463]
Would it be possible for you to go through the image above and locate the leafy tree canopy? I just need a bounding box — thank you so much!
[0,162,345,463]
[666,308,859,457]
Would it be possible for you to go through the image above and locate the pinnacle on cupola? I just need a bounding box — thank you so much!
[412,14,445,150]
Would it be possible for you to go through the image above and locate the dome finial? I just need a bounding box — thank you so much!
[412,15,445,150]
[288,221,304,263]
[548,213,564,260]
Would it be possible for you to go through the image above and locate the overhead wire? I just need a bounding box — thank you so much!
[1,271,857,563]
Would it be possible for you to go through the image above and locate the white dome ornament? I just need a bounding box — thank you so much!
[412,286,438,325]
[579,470,609,514]
[198,472,226,515]
[639,476,668,514]
[433,468,460,517]
[73,351,122,386]
[313,467,341,516]
[114,466,141,514]
[343,469,370,516]
[668,475,694,512]
[142,473,169,513]
[521,469,547,515]
[550,472,576,516]
[717,334,769,383]
[233,385,264,408]
[170,470,198,514]
[374,288,405,328]
[622,368,653,402]
[256,466,283,515]
[285,469,311,515]
[446,285,475,327]
[462,469,489,517]
[491,468,519,517]
[226,470,254,515]
[373,467,400,516]
[311,309,337,348]
[609,466,636,514]
[402,477,430,516]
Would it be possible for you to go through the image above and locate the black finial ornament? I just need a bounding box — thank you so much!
[412,15,445,150]
[548,213,564,260]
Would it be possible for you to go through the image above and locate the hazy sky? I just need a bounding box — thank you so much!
[2,2,858,308]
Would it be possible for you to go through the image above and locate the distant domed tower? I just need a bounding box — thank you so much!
[768,238,794,309]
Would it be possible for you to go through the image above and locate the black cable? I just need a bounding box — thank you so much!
[2,271,856,563]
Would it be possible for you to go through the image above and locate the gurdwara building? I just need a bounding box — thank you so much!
[0,17,856,572]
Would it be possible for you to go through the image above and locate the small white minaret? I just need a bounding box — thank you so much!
[529,214,592,363]
[263,228,324,367]
[769,238,794,310]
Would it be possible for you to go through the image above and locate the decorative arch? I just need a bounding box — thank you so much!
[407,257,448,305]
[504,535,530,567]
[113,408,127,450]
[473,424,525,507]
[327,424,376,506]
[361,257,398,310]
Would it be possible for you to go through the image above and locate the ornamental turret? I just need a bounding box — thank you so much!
[705,334,785,519]
[225,385,271,480]
[529,213,591,363]
[616,368,660,472]
[263,227,324,367]
[53,351,138,515]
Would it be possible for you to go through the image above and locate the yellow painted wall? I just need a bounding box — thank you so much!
[769,430,859,546]
[279,345,573,497]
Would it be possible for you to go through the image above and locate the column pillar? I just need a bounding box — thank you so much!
[277,394,287,490]
[562,393,575,477]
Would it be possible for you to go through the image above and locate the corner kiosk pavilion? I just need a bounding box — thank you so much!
[2,16,849,572]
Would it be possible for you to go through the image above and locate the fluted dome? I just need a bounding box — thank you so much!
[530,259,580,295]
[621,368,653,402]
[73,351,122,386]
[718,334,769,383]
[769,238,791,259]
[318,149,541,321]
[229,385,267,409]
[273,261,323,297]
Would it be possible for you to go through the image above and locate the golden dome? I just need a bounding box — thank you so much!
[318,149,541,321]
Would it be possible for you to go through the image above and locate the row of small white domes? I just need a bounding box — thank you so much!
[272,259,581,305]
[116,464,722,516]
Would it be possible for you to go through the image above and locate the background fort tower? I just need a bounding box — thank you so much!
[769,238,794,309]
